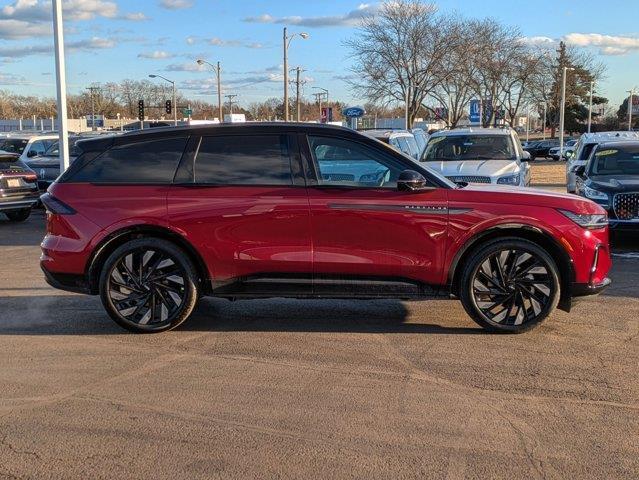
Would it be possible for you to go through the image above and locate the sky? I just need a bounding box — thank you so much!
[0,0,638,111]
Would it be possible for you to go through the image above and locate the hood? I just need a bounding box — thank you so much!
[587,175,639,193]
[423,159,520,178]
[452,184,605,214]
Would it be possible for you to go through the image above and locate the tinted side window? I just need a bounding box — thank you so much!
[309,135,405,188]
[71,137,187,183]
[195,135,292,185]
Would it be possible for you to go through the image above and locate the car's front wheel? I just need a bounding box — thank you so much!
[99,238,200,333]
[5,208,31,222]
[459,238,560,333]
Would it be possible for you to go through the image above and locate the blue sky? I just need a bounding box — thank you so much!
[1,0,638,110]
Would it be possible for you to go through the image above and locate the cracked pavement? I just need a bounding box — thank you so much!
[0,210,637,479]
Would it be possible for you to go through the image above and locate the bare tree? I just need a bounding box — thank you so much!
[345,0,456,129]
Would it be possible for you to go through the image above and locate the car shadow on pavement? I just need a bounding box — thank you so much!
[0,295,484,336]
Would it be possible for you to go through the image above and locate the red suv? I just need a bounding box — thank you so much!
[41,124,611,333]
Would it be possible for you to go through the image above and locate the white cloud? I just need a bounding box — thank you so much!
[0,0,147,40]
[0,19,50,39]
[165,62,207,72]
[244,3,378,28]
[121,12,149,21]
[563,33,639,55]
[138,50,174,59]
[521,32,639,56]
[0,73,28,85]
[185,37,266,49]
[159,0,194,10]
[0,36,116,59]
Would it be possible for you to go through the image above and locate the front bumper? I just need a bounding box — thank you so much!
[572,277,612,297]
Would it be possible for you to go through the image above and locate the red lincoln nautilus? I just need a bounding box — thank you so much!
[41,123,611,333]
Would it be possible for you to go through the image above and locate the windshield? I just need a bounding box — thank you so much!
[0,138,28,154]
[422,134,516,161]
[590,146,639,175]
[44,139,82,157]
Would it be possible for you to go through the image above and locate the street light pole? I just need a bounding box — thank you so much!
[197,59,223,121]
[627,89,636,131]
[282,28,309,122]
[587,81,594,133]
[559,66,574,159]
[148,74,177,125]
[52,0,69,171]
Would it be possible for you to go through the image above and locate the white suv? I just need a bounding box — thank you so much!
[420,127,531,187]
[566,131,639,193]
[0,132,58,162]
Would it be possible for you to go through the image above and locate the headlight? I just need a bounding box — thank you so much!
[584,186,608,201]
[558,209,608,229]
[497,174,520,185]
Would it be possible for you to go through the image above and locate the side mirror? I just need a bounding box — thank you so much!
[574,165,586,177]
[397,170,432,192]
[521,151,531,162]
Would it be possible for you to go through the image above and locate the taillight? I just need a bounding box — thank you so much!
[24,174,38,182]
[40,193,76,215]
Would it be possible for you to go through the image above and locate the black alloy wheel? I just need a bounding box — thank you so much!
[460,238,560,333]
[99,238,199,333]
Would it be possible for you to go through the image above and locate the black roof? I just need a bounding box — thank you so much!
[75,122,362,152]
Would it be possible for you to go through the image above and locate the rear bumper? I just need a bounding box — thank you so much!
[0,193,39,212]
[41,264,91,295]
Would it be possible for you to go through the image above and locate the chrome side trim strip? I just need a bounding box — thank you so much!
[327,203,471,215]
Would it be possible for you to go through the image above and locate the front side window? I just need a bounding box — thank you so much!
[194,134,292,185]
[309,135,405,188]
[71,137,188,183]
[422,135,516,161]
[589,146,639,175]
[579,143,597,161]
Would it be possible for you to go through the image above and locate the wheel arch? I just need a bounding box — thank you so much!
[448,224,575,312]
[85,225,210,295]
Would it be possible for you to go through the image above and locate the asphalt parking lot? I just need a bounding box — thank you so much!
[1,204,638,479]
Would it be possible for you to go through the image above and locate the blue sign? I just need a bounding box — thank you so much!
[469,100,481,124]
[342,106,365,118]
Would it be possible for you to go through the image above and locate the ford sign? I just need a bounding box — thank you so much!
[342,106,365,118]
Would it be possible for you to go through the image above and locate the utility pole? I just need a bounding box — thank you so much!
[225,94,238,115]
[86,86,100,131]
[196,59,223,121]
[294,66,305,122]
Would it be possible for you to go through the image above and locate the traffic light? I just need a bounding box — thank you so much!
[138,100,144,121]
[165,100,172,115]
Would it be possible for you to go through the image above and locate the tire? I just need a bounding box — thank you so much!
[459,238,560,333]
[5,208,31,222]
[99,238,200,333]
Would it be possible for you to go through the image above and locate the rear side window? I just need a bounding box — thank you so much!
[194,134,292,185]
[70,137,188,183]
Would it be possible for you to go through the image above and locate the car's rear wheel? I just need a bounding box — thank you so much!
[5,208,31,222]
[459,238,560,333]
[99,238,199,333]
